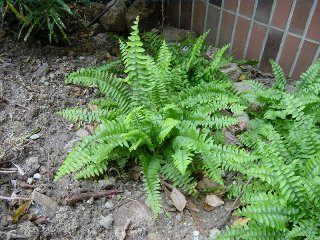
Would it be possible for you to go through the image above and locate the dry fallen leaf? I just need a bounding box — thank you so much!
[12,198,32,222]
[201,200,215,212]
[205,194,224,208]
[232,217,251,227]
[170,188,186,212]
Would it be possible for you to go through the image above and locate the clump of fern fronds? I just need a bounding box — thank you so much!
[2,0,87,43]
[218,60,320,239]
[55,16,247,218]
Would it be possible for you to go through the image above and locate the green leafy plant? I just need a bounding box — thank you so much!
[218,60,320,239]
[55,17,249,218]
[1,0,88,43]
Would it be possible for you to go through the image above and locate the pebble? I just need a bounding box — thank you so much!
[75,128,89,138]
[29,133,41,140]
[104,201,114,209]
[27,177,33,184]
[33,191,59,218]
[33,173,41,179]
[33,62,50,77]
[98,214,113,229]
[87,197,94,205]
[23,156,40,175]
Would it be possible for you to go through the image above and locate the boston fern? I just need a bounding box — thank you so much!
[218,60,320,239]
[54,17,249,217]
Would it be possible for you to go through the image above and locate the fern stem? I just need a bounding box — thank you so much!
[217,176,253,229]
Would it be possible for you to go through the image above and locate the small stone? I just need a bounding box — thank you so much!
[33,63,50,78]
[208,228,221,240]
[99,214,113,229]
[29,133,41,140]
[27,177,33,184]
[33,173,41,179]
[87,197,94,205]
[104,201,114,209]
[205,194,224,208]
[23,157,40,175]
[204,46,219,60]
[75,128,89,138]
[33,191,59,218]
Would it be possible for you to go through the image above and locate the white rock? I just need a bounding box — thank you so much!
[33,173,41,179]
[27,177,33,184]
[75,128,89,138]
[29,133,41,140]
[104,201,114,209]
[87,197,94,205]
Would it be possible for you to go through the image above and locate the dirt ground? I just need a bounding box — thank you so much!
[0,31,233,240]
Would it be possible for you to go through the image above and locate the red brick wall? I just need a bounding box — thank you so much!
[167,0,320,79]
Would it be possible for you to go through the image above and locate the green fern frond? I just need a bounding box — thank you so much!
[185,31,209,71]
[304,154,320,179]
[270,60,286,91]
[140,154,162,219]
[141,31,165,55]
[209,44,230,70]
[238,203,298,230]
[54,139,113,180]
[296,60,320,94]
[286,220,320,239]
[65,69,131,113]
[186,114,238,129]
[217,222,286,240]
[161,162,198,197]
[58,108,119,123]
[173,125,212,153]
[172,148,194,175]
[158,118,180,143]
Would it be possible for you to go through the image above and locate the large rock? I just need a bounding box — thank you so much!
[83,2,105,22]
[162,26,196,43]
[126,0,161,31]
[221,63,242,81]
[100,0,127,32]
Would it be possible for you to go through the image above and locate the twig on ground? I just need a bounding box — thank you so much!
[0,196,31,201]
[217,177,253,229]
[64,189,124,206]
[0,170,16,173]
